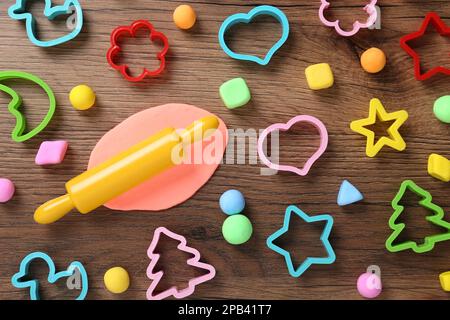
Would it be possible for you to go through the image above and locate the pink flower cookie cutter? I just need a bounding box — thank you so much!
[319,0,378,37]
[257,115,328,176]
[146,227,216,300]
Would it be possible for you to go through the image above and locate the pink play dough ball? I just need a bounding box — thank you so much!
[357,272,382,299]
[0,178,15,203]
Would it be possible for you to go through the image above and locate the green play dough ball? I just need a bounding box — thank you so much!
[222,214,253,245]
[434,96,450,124]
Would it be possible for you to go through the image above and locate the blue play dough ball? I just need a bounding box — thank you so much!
[219,189,245,215]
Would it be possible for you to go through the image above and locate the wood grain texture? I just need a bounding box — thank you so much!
[0,0,449,300]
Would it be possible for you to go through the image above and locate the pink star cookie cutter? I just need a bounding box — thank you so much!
[257,115,328,176]
[319,0,378,37]
[146,227,216,300]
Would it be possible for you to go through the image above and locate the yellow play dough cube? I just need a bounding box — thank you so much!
[439,271,450,291]
[428,154,450,182]
[305,63,334,90]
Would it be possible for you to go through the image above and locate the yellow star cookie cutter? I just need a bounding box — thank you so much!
[350,98,408,157]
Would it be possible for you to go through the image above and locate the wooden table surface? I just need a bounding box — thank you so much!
[0,0,449,300]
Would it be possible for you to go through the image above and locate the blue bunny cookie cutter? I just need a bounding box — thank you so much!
[218,5,290,66]
[267,205,336,277]
[8,0,83,47]
[11,252,88,300]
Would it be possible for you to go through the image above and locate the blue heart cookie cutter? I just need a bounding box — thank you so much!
[267,205,336,277]
[218,5,290,66]
[8,0,83,47]
[11,252,88,300]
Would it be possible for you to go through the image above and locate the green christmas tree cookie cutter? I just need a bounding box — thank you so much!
[0,71,56,142]
[386,180,450,253]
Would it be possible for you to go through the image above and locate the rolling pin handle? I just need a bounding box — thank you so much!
[34,194,74,224]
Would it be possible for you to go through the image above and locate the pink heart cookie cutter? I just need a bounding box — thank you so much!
[319,0,378,37]
[257,115,328,176]
[146,227,216,300]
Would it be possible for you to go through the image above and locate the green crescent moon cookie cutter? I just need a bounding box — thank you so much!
[0,71,56,143]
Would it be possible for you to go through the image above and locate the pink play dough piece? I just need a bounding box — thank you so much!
[357,272,382,299]
[35,141,68,165]
[88,104,228,211]
[0,178,15,203]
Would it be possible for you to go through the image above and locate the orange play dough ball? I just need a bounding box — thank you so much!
[361,48,386,73]
[173,5,196,30]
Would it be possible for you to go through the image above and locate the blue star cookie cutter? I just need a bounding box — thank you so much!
[11,252,88,300]
[266,205,336,277]
[8,0,83,47]
[218,5,290,66]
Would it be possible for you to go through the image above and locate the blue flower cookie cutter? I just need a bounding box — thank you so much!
[11,252,88,300]
[218,5,290,66]
[8,0,83,47]
[267,205,336,277]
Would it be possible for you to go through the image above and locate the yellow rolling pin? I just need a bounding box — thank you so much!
[34,116,219,224]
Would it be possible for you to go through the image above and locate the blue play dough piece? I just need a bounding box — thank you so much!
[8,0,83,47]
[337,180,364,206]
[11,251,88,300]
[220,189,245,215]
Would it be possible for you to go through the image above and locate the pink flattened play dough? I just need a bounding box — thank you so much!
[88,104,228,211]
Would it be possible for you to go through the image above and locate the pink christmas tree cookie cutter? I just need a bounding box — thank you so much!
[146,227,216,300]
[257,115,328,176]
[319,0,378,37]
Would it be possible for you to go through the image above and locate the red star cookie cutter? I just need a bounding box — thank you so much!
[106,20,169,82]
[400,12,450,81]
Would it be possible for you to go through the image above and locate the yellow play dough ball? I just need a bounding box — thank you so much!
[69,85,96,110]
[173,5,196,30]
[104,267,130,294]
[361,48,386,74]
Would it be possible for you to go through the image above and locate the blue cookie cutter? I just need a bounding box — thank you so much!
[11,252,88,300]
[8,0,83,47]
[218,5,290,66]
[267,205,336,277]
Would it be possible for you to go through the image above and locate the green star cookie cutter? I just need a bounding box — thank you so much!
[385,180,450,253]
[0,71,56,142]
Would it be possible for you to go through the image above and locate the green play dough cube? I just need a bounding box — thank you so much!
[219,78,251,109]
[222,214,253,245]
[434,95,450,124]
